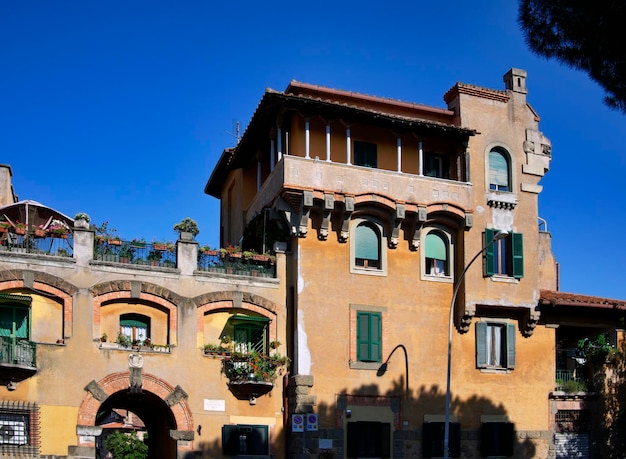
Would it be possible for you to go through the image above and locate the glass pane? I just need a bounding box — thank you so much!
[355,224,379,260]
[425,232,446,260]
[489,150,509,187]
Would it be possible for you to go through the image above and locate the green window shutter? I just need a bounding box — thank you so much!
[476,322,488,368]
[506,323,516,369]
[511,232,524,279]
[484,229,495,276]
[425,232,446,260]
[356,224,379,261]
[357,312,381,362]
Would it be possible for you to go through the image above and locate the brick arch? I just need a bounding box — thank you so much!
[90,281,183,344]
[77,372,193,431]
[195,291,279,342]
[0,270,76,339]
[425,201,468,221]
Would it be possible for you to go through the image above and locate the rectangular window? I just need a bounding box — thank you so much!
[354,141,377,168]
[357,312,381,362]
[229,315,269,354]
[424,152,450,179]
[347,421,390,458]
[485,229,523,278]
[422,422,461,458]
[0,401,39,457]
[476,322,516,370]
[480,422,515,457]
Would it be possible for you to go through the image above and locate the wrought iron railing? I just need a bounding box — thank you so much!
[555,369,588,392]
[0,231,73,258]
[93,239,177,268]
[197,251,276,278]
[0,337,37,368]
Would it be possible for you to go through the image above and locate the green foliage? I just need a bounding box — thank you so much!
[104,430,148,459]
[116,333,131,347]
[562,379,587,393]
[518,0,626,113]
[223,351,290,382]
[173,217,199,237]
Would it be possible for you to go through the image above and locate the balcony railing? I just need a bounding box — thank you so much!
[197,251,276,278]
[0,231,73,258]
[93,240,177,268]
[555,369,588,392]
[0,337,37,369]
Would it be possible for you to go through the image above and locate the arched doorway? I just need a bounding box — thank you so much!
[96,389,177,459]
[77,372,194,459]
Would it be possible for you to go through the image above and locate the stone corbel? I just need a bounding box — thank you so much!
[522,310,541,337]
[464,212,473,229]
[318,193,335,241]
[389,204,405,249]
[410,206,428,250]
[276,197,298,236]
[458,305,476,334]
[298,191,314,238]
[338,197,355,243]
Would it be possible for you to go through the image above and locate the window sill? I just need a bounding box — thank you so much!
[489,275,519,284]
[478,367,512,374]
[349,361,381,370]
[422,274,453,283]
[350,266,387,277]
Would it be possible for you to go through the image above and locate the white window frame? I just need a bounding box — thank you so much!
[420,226,453,283]
[350,217,387,276]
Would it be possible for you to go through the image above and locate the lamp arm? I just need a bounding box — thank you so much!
[443,233,504,459]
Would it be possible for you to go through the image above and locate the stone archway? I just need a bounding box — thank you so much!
[76,372,194,459]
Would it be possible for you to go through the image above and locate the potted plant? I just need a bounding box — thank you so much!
[49,219,70,239]
[151,240,168,251]
[118,243,134,263]
[116,332,131,348]
[74,212,90,229]
[270,340,281,350]
[131,238,146,248]
[32,225,46,238]
[0,221,10,233]
[200,245,219,256]
[147,249,162,266]
[13,221,27,235]
[220,335,233,354]
[100,333,108,342]
[203,343,221,355]
[173,217,199,241]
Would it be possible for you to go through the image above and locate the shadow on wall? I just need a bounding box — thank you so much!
[184,374,539,458]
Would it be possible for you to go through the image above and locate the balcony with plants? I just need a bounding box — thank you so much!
[0,217,74,257]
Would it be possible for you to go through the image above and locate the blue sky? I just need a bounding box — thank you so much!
[1,1,624,299]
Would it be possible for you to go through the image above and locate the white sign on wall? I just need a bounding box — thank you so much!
[204,399,226,411]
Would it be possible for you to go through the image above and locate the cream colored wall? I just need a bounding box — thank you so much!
[0,237,288,459]
[40,405,78,456]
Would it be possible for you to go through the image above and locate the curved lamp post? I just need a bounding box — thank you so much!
[377,344,409,398]
[443,230,508,459]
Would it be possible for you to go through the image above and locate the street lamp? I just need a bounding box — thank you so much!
[377,344,409,398]
[443,230,508,459]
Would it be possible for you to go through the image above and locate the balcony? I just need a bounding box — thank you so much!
[93,239,177,268]
[197,250,276,278]
[247,155,473,221]
[0,231,73,258]
[0,337,37,383]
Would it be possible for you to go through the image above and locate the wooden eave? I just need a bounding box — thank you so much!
[205,87,476,198]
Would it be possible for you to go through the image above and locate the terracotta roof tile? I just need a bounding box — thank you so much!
[540,289,626,310]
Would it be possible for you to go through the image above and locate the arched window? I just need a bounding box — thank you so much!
[425,231,449,277]
[355,222,381,269]
[489,149,511,191]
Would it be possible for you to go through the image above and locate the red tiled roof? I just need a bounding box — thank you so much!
[540,290,626,310]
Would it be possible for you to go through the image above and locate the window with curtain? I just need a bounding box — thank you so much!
[485,228,523,278]
[476,321,516,371]
[489,148,511,191]
[425,231,448,276]
[355,222,381,269]
[119,314,149,342]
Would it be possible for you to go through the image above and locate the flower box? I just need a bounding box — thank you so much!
[152,243,167,251]
[33,228,46,238]
[14,227,26,235]
[108,239,122,246]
